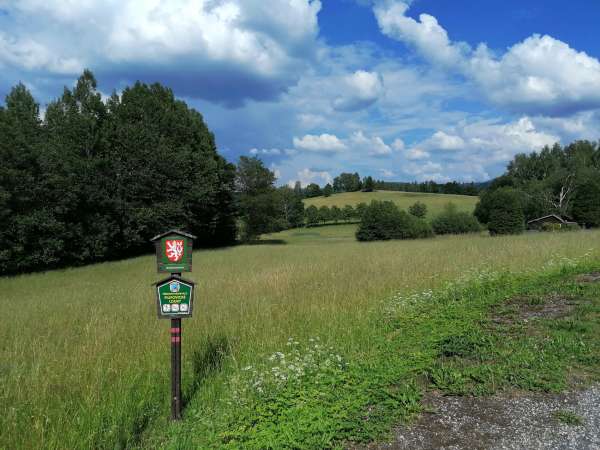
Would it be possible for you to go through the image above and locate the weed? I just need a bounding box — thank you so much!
[553,409,584,426]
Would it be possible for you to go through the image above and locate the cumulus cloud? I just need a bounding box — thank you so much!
[422,131,465,151]
[406,148,430,160]
[391,138,405,151]
[332,70,384,111]
[294,168,333,187]
[293,133,347,152]
[349,130,392,156]
[0,0,322,106]
[374,0,600,115]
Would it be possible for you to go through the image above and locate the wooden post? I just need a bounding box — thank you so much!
[170,316,182,421]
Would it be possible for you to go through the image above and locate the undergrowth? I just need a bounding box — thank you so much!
[140,254,600,449]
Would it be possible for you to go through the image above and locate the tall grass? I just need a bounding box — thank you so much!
[1,230,599,448]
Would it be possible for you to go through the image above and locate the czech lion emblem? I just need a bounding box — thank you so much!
[165,239,184,262]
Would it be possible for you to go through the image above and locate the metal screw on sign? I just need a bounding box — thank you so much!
[151,230,197,421]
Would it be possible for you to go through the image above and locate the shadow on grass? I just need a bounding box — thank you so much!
[183,335,230,409]
[245,239,287,245]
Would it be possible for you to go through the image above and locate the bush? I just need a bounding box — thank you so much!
[408,201,427,218]
[486,189,525,235]
[572,178,600,228]
[541,222,562,232]
[305,205,319,227]
[356,201,433,241]
[431,203,481,235]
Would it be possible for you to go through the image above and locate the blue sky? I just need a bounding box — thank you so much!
[2,0,600,186]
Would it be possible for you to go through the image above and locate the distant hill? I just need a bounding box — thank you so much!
[303,190,479,218]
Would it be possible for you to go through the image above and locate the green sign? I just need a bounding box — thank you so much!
[156,277,194,318]
[151,230,195,273]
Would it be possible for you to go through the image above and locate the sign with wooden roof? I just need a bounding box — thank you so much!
[150,230,196,273]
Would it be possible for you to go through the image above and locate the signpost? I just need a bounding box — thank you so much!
[151,230,197,421]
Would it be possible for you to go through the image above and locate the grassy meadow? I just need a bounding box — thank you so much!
[2,228,600,448]
[303,190,479,217]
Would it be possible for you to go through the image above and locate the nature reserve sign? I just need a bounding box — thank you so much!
[151,230,194,273]
[150,229,197,421]
[155,277,194,318]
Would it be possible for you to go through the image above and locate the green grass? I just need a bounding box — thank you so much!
[2,228,600,448]
[553,410,584,426]
[303,190,479,217]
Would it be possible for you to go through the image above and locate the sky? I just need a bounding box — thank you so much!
[2,0,600,186]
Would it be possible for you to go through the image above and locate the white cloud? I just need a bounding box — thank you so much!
[406,148,430,160]
[249,148,283,155]
[349,130,392,156]
[293,133,347,152]
[422,131,465,151]
[391,138,405,151]
[0,0,322,106]
[374,0,600,115]
[332,70,384,111]
[294,168,333,187]
[379,168,396,177]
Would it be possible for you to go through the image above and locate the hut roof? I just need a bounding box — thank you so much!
[527,214,567,224]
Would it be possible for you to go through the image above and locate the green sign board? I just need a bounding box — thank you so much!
[151,230,195,273]
[156,277,194,318]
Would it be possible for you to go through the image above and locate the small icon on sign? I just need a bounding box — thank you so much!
[169,281,180,293]
[171,304,180,312]
[162,304,171,312]
[180,304,188,312]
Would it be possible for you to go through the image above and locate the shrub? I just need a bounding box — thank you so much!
[541,222,562,232]
[355,202,368,219]
[572,178,600,228]
[305,205,319,227]
[486,189,525,235]
[356,201,433,241]
[408,201,427,218]
[318,206,331,224]
[431,203,481,235]
[342,205,355,221]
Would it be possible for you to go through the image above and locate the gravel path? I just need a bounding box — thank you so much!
[362,385,600,450]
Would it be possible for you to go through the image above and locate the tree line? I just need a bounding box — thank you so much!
[474,140,600,234]
[1,71,239,275]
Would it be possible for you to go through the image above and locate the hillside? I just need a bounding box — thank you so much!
[303,190,479,217]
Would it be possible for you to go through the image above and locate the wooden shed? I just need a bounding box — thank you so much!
[527,214,578,230]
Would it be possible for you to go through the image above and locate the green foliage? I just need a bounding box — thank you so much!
[431,203,482,235]
[553,410,584,426]
[355,202,368,219]
[342,204,355,221]
[277,186,305,229]
[323,183,333,197]
[305,183,322,198]
[356,200,434,241]
[408,201,427,218]
[318,205,331,224]
[304,205,319,227]
[0,73,237,274]
[572,176,600,228]
[484,140,600,226]
[330,205,342,223]
[236,157,281,240]
[333,172,362,192]
[477,188,525,235]
[362,176,375,192]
